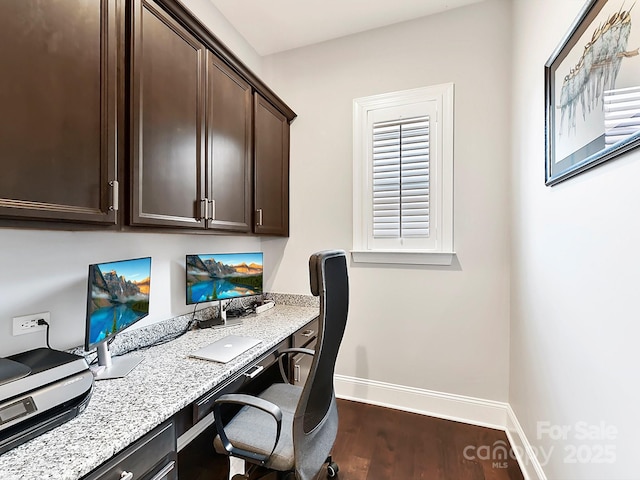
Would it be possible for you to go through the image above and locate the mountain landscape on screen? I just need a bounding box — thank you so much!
[87,257,151,346]
[186,253,263,303]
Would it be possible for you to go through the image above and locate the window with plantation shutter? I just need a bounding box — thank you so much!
[352,84,454,265]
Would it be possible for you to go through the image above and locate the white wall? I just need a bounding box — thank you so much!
[177,0,262,75]
[0,230,260,355]
[0,0,264,358]
[262,0,512,402]
[511,1,640,478]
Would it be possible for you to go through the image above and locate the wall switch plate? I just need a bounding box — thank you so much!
[12,312,49,336]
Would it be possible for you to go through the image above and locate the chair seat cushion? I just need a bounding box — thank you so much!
[214,383,303,471]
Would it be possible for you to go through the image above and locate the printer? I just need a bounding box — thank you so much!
[0,348,93,455]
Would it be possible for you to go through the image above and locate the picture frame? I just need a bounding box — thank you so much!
[545,0,640,185]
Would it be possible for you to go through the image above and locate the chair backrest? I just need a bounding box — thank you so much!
[293,250,349,480]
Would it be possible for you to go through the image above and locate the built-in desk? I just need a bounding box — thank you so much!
[0,304,318,480]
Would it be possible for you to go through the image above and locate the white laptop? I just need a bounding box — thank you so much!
[190,335,262,363]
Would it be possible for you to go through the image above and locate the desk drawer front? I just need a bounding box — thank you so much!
[294,318,318,348]
[82,421,176,480]
[193,373,246,424]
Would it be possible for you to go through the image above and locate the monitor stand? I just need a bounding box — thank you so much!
[94,341,143,381]
[197,300,243,329]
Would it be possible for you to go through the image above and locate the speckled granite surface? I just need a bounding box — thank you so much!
[264,292,319,308]
[0,300,318,480]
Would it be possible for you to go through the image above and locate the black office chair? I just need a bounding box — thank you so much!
[213,250,349,480]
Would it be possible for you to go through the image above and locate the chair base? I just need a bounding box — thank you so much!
[229,456,339,480]
[326,456,339,478]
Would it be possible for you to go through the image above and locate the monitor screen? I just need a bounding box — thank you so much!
[85,257,152,351]
[186,252,263,305]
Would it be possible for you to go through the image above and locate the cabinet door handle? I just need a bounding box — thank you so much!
[294,364,301,383]
[301,329,315,338]
[109,180,119,212]
[197,199,207,221]
[120,472,134,480]
[256,208,263,226]
[208,199,215,220]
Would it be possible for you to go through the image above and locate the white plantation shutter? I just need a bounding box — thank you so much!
[353,84,454,265]
[604,86,640,146]
[372,117,430,239]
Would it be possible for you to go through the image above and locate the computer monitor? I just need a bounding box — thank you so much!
[84,256,151,380]
[186,252,263,327]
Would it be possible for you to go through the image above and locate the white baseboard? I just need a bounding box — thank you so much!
[505,404,548,480]
[334,374,545,480]
[334,374,508,429]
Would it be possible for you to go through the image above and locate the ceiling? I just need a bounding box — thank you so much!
[208,0,485,56]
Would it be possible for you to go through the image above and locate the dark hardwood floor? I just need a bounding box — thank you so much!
[179,399,525,480]
[329,399,524,480]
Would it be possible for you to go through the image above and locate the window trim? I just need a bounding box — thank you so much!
[352,84,455,266]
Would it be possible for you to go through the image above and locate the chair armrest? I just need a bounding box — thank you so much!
[276,348,315,384]
[214,393,283,465]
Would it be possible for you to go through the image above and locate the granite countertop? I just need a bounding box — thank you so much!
[0,303,318,480]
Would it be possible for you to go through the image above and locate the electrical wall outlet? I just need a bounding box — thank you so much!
[12,312,49,336]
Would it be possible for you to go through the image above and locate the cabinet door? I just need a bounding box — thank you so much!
[206,53,252,232]
[130,0,206,228]
[0,0,118,224]
[253,94,290,236]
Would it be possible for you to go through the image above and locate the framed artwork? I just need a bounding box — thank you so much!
[545,0,640,185]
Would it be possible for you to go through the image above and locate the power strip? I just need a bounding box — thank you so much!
[255,301,275,314]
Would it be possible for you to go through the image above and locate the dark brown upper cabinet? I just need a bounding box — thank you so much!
[130,1,254,232]
[129,0,207,228]
[253,94,290,236]
[205,53,252,233]
[0,0,295,234]
[0,0,119,224]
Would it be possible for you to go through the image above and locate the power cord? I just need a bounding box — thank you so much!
[37,318,52,349]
